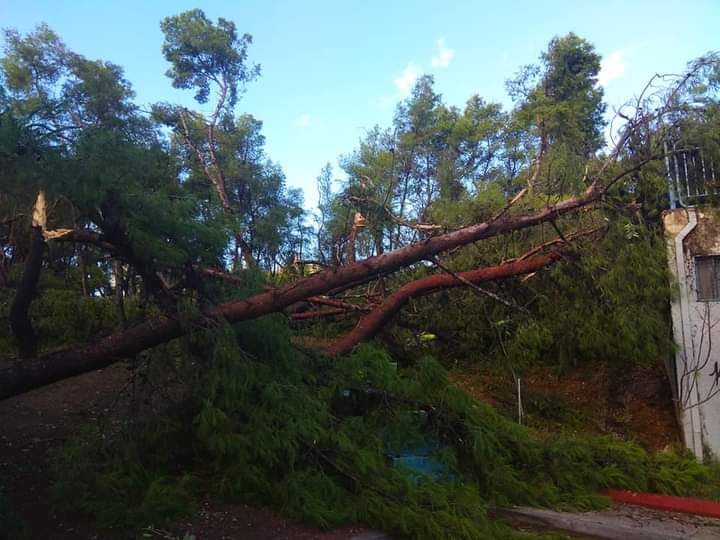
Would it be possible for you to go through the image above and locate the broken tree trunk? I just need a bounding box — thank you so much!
[9,193,46,359]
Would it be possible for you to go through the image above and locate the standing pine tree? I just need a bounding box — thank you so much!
[508,33,606,193]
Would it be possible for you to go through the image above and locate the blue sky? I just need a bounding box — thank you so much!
[2,1,719,208]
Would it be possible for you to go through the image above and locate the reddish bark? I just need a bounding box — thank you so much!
[289,308,352,320]
[0,185,600,400]
[306,297,371,312]
[325,249,568,357]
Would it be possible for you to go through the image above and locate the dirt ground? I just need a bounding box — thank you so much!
[0,363,369,540]
[450,360,681,451]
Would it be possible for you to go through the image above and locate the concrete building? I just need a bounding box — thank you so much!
[663,145,720,461]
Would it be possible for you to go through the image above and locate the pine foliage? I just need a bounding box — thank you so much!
[50,319,720,539]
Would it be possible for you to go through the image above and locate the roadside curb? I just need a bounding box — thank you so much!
[349,532,391,540]
[499,505,720,540]
[606,490,720,519]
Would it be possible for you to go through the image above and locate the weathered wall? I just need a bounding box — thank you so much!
[664,208,720,461]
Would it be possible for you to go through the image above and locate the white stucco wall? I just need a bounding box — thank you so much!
[664,208,720,461]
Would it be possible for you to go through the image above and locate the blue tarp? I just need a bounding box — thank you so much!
[391,443,451,479]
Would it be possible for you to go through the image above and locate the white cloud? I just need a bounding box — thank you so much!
[295,113,311,129]
[431,38,455,68]
[394,63,420,96]
[598,50,625,86]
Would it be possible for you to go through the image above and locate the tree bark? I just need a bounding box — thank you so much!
[79,248,88,296]
[290,308,352,320]
[0,184,601,399]
[306,296,371,312]
[10,193,47,360]
[236,233,257,269]
[0,235,10,288]
[10,225,44,359]
[325,249,568,357]
[346,211,365,264]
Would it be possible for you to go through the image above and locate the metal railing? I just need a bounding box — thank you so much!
[666,143,719,208]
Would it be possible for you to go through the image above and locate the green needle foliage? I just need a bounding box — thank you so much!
[505,217,674,368]
[50,315,720,539]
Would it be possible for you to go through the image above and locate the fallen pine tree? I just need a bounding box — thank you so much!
[2,19,719,539]
[0,179,605,399]
[45,325,720,539]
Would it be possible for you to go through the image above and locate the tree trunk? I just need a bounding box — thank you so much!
[236,233,257,269]
[10,193,47,360]
[346,224,358,264]
[10,225,44,359]
[79,247,89,296]
[0,253,8,288]
[0,184,600,399]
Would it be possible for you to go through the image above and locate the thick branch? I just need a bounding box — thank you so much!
[306,297,371,312]
[325,249,568,357]
[45,228,117,254]
[197,265,244,284]
[40,243,281,295]
[47,228,172,303]
[287,296,372,317]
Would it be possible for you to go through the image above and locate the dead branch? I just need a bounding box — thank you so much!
[347,194,445,232]
[516,226,605,262]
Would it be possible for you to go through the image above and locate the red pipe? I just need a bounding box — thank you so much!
[605,490,720,519]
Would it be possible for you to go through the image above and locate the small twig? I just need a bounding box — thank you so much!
[429,257,530,314]
[516,226,605,262]
[489,187,529,224]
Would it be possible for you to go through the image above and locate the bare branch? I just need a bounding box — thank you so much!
[429,257,530,314]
